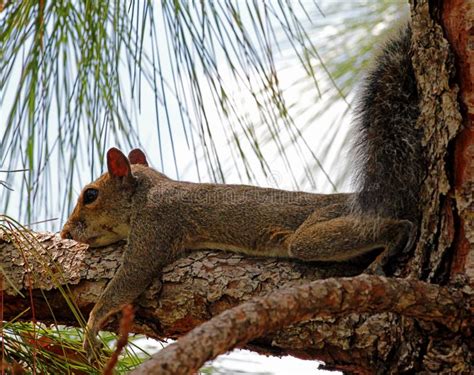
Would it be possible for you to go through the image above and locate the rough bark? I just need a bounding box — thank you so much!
[407,0,462,282]
[130,276,473,375]
[442,0,474,282]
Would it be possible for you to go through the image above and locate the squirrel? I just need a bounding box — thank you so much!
[61,25,423,359]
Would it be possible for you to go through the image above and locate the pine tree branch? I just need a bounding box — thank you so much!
[130,274,473,375]
[2,230,472,373]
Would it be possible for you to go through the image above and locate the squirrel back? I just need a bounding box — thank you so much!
[351,26,424,222]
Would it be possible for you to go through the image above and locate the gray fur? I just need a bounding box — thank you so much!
[351,26,424,221]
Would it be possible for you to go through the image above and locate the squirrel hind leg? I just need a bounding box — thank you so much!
[288,216,416,275]
[365,219,416,275]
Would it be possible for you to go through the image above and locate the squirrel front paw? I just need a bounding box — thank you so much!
[83,329,104,364]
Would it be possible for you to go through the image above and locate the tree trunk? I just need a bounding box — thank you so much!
[1,0,473,374]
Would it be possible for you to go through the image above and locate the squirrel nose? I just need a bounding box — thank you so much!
[61,229,73,240]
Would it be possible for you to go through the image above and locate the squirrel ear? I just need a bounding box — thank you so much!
[128,149,149,166]
[107,148,132,178]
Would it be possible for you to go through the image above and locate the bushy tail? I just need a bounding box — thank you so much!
[351,26,424,221]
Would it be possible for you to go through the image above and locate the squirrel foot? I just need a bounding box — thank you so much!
[365,260,386,276]
[365,220,417,277]
[83,330,103,364]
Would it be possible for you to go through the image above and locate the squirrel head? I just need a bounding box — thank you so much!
[60,147,149,247]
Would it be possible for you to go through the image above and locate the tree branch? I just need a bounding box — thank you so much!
[131,275,473,375]
[2,230,472,373]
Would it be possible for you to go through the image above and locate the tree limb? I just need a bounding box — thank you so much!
[2,231,473,373]
[131,275,473,375]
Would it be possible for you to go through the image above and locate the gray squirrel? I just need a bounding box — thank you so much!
[61,25,423,360]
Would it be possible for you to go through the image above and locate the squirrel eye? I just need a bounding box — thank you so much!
[83,188,99,205]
